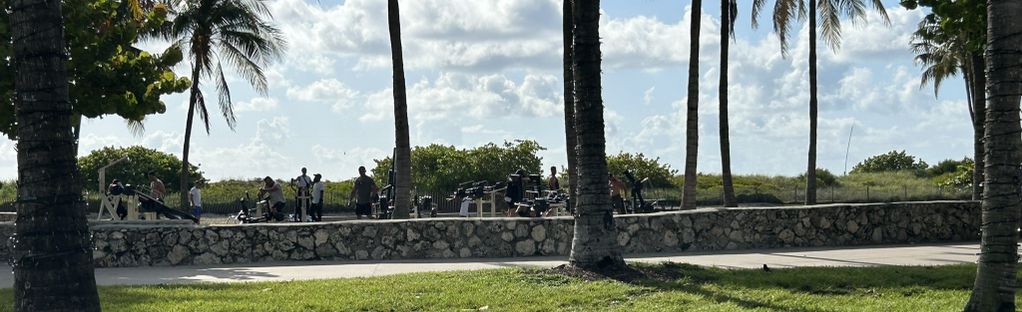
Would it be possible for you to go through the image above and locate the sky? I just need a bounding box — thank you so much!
[0,0,973,182]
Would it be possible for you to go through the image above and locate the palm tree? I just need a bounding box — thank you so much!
[568,0,625,271]
[752,0,888,205]
[562,0,578,213]
[388,0,411,219]
[718,0,738,207]
[681,0,703,210]
[964,1,1022,310]
[163,0,285,209]
[907,5,986,200]
[9,0,101,309]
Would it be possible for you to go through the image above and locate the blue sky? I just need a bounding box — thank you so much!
[0,0,972,182]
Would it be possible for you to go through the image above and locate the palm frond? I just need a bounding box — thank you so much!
[819,0,843,50]
[215,63,238,130]
[126,119,147,137]
[193,90,212,134]
[771,0,801,57]
[219,40,269,94]
[727,0,738,41]
[751,0,766,28]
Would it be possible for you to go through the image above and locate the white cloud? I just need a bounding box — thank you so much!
[140,130,182,154]
[235,97,280,112]
[601,7,720,70]
[286,79,361,113]
[643,86,655,106]
[360,72,561,122]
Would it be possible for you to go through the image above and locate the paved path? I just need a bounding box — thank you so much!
[0,243,984,287]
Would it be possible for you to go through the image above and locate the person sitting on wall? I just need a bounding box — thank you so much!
[257,176,287,221]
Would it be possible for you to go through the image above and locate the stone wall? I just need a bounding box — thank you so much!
[0,201,981,267]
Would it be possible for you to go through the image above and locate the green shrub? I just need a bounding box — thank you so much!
[851,150,929,175]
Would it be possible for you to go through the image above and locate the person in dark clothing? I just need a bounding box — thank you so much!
[348,166,378,219]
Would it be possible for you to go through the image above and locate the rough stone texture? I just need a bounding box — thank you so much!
[0,201,980,267]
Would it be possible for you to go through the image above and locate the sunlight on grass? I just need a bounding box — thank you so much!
[0,264,1013,311]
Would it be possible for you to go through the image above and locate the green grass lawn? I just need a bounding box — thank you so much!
[0,264,1014,311]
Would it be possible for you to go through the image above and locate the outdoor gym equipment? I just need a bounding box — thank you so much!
[232,192,284,224]
[623,170,656,213]
[95,156,199,223]
[447,180,506,218]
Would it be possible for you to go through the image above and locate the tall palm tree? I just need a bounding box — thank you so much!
[718,0,738,207]
[562,0,578,213]
[681,0,703,210]
[964,1,1022,310]
[388,0,411,219]
[9,0,101,309]
[163,0,285,209]
[908,6,986,200]
[752,0,888,205]
[568,0,625,271]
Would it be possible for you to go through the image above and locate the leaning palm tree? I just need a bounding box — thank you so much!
[752,0,888,205]
[681,0,703,210]
[162,0,285,208]
[9,0,101,309]
[909,12,986,200]
[718,0,738,207]
[964,2,1022,310]
[568,0,625,272]
[388,0,411,219]
[562,0,578,213]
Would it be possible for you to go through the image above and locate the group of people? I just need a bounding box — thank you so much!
[255,166,381,222]
[256,167,326,222]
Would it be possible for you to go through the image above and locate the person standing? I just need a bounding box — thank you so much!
[609,174,627,214]
[547,166,560,191]
[310,174,325,222]
[293,167,313,222]
[143,171,167,213]
[148,171,166,201]
[349,166,378,219]
[189,182,203,222]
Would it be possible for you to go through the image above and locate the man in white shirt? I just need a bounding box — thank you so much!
[310,174,325,221]
[293,167,313,222]
[189,182,203,221]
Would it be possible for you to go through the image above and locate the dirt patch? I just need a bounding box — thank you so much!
[544,262,685,284]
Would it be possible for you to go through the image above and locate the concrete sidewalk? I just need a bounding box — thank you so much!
[0,243,983,287]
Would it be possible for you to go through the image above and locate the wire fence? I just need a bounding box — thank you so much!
[0,184,973,216]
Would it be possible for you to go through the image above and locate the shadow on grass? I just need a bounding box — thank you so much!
[545,262,989,312]
[628,262,982,291]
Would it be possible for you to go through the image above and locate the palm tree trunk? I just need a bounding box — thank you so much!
[681,0,702,210]
[805,2,818,205]
[563,0,578,214]
[180,64,201,210]
[969,52,986,201]
[568,0,625,272]
[9,0,101,308]
[388,0,411,219]
[964,1,1022,310]
[718,0,736,207]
